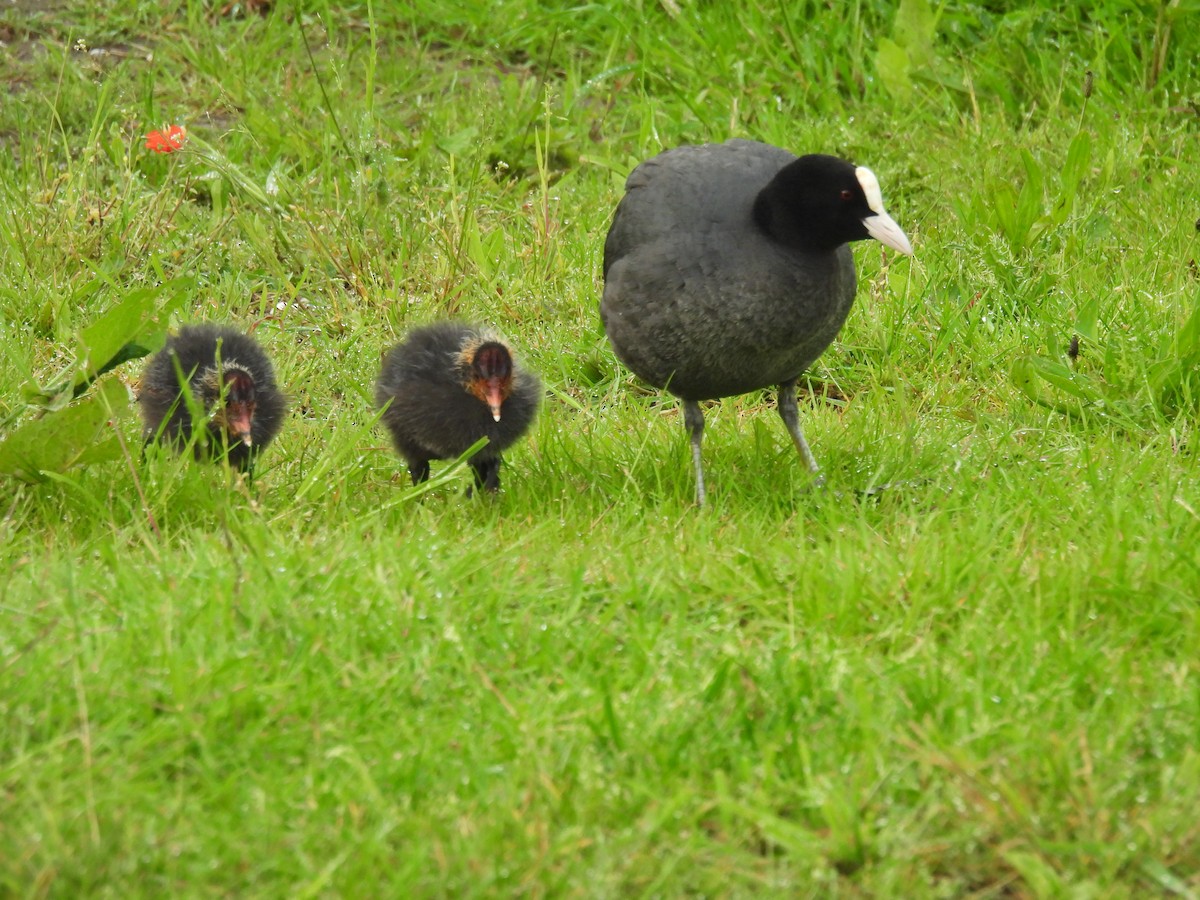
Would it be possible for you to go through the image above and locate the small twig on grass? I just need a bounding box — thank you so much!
[473,662,519,718]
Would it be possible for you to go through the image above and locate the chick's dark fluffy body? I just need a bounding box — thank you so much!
[375,322,541,490]
[601,140,860,401]
[138,324,286,471]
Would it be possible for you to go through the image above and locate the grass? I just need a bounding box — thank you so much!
[2,0,1200,895]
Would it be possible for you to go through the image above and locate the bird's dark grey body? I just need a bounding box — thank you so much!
[375,322,540,492]
[601,139,912,504]
[138,324,286,472]
[602,140,857,401]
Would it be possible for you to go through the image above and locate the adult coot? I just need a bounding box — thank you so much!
[375,322,541,493]
[138,324,287,474]
[601,139,913,505]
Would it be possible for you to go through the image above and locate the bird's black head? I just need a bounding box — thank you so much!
[754,154,912,256]
[468,341,515,422]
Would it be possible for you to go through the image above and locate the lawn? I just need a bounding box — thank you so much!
[2,0,1199,895]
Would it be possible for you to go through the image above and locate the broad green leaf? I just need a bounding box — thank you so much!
[893,0,937,69]
[1148,358,1184,397]
[437,126,480,157]
[0,377,130,483]
[875,38,912,101]
[991,182,1018,248]
[463,212,493,280]
[1012,355,1095,417]
[74,277,193,393]
[1011,354,1040,398]
[1051,132,1092,226]
[1019,148,1044,187]
[1025,355,1104,402]
[1012,150,1045,252]
[1074,296,1100,342]
[1173,295,1200,357]
[948,195,974,231]
[21,278,194,410]
[1013,183,1041,251]
[1061,131,1092,195]
[1149,349,1200,416]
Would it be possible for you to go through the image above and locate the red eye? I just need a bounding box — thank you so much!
[840,189,854,202]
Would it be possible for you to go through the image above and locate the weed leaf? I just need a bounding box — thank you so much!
[0,377,129,483]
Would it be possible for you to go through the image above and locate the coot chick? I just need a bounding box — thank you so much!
[138,324,286,474]
[375,322,541,493]
[601,139,913,505]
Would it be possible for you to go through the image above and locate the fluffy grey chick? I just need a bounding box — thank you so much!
[138,323,286,475]
[375,322,541,493]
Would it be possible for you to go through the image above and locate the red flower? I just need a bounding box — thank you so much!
[145,125,187,154]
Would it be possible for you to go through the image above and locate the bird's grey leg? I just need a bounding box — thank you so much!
[682,399,707,506]
[777,380,825,486]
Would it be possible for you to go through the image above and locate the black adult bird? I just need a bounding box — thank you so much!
[375,322,541,493]
[601,139,913,505]
[138,324,286,474]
